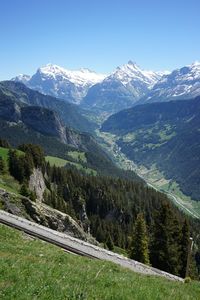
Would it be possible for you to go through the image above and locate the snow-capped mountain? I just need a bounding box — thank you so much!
[13,64,106,104]
[13,74,31,84]
[81,61,163,114]
[109,60,165,98]
[13,61,200,113]
[111,60,161,87]
[137,61,200,105]
[37,64,106,87]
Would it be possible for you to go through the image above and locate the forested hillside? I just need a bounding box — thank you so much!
[0,141,200,278]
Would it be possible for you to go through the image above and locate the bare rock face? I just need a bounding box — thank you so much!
[80,203,90,234]
[0,96,21,122]
[0,188,98,244]
[29,168,46,203]
[29,202,97,243]
[21,106,67,144]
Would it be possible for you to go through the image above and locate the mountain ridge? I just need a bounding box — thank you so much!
[0,81,97,133]
[81,61,163,114]
[136,61,200,105]
[12,63,106,104]
[11,60,200,115]
[12,61,165,109]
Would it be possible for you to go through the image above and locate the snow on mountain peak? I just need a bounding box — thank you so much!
[128,60,137,66]
[11,60,200,107]
[137,61,200,105]
[111,61,161,88]
[190,61,200,67]
[38,63,106,87]
[157,61,200,86]
[12,74,31,83]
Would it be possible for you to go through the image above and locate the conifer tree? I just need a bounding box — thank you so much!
[150,202,181,275]
[0,138,10,148]
[0,156,6,174]
[8,149,25,183]
[130,213,150,265]
[20,184,30,197]
[180,219,190,278]
[106,233,114,250]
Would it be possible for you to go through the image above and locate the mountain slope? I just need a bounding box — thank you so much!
[0,81,97,133]
[2,224,200,300]
[81,61,162,114]
[0,85,141,180]
[12,61,200,114]
[12,64,106,104]
[101,97,200,200]
[81,78,136,114]
[137,62,200,105]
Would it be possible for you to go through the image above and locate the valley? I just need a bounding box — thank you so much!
[1,1,200,298]
[97,130,200,219]
[1,72,200,289]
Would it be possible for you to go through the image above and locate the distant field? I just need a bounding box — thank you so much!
[137,165,200,218]
[0,224,200,300]
[96,131,200,219]
[67,151,87,163]
[45,156,68,167]
[45,155,97,176]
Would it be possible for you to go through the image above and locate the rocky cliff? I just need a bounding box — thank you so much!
[0,188,98,244]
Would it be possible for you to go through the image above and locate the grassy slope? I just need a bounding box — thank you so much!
[0,147,96,182]
[0,148,9,162]
[0,224,200,300]
[45,155,97,176]
[67,151,87,164]
[0,147,22,194]
[0,147,24,164]
[45,156,70,168]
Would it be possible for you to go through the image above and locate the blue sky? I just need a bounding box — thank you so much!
[1,0,200,80]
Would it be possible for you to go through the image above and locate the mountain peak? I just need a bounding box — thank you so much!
[13,63,106,104]
[37,63,106,83]
[137,61,200,106]
[117,61,141,72]
[127,60,138,67]
[11,74,31,84]
[38,63,66,75]
[112,61,161,88]
[191,61,200,67]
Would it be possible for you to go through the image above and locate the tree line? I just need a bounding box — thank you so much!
[0,139,199,278]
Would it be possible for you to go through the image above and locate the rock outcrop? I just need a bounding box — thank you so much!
[29,168,46,203]
[0,188,98,244]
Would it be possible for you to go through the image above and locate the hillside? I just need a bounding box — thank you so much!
[101,97,200,200]
[0,82,142,180]
[0,119,141,180]
[1,224,200,300]
[1,142,200,279]
[0,81,97,133]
